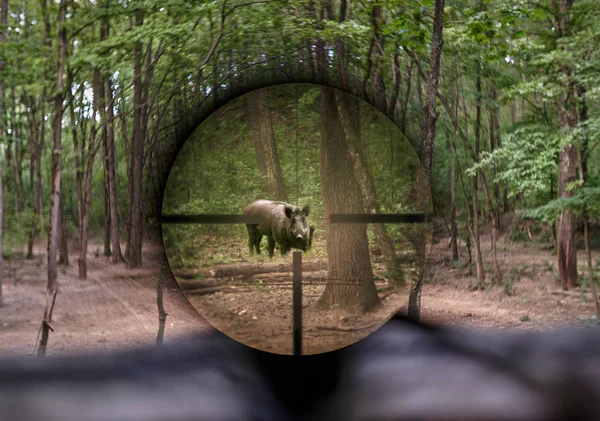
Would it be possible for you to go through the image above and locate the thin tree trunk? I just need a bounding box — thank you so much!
[106,74,123,263]
[57,191,69,266]
[449,134,458,260]
[556,0,578,290]
[399,61,413,135]
[0,0,6,306]
[488,85,502,231]
[39,0,66,358]
[12,87,24,212]
[575,149,599,321]
[246,89,287,201]
[98,34,111,257]
[472,61,485,289]
[127,6,145,269]
[368,3,386,112]
[78,69,99,280]
[408,0,445,321]
[157,259,167,345]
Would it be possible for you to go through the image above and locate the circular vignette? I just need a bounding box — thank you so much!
[161,83,432,355]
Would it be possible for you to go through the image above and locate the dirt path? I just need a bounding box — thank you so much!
[419,237,600,330]
[1,236,598,358]
[0,242,210,357]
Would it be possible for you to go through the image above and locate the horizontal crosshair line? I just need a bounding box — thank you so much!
[158,214,265,224]
[330,213,428,224]
[157,213,428,224]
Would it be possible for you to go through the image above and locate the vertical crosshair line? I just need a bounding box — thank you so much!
[292,251,303,356]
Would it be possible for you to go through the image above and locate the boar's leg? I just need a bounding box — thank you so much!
[307,226,315,251]
[280,241,290,256]
[267,235,276,257]
[246,224,260,254]
[254,233,263,254]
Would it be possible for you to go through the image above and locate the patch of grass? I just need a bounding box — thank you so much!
[449,259,463,270]
[504,277,515,296]
[509,229,530,243]
[520,314,530,322]
[537,227,554,244]
[542,259,553,272]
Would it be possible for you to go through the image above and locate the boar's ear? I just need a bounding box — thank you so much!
[301,205,310,216]
[284,206,294,218]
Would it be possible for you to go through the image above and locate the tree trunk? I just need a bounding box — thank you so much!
[472,61,485,289]
[12,87,24,212]
[78,69,99,280]
[556,0,578,290]
[57,191,69,266]
[98,39,111,257]
[408,0,445,321]
[336,91,405,284]
[334,32,404,283]
[317,87,381,313]
[314,0,327,85]
[0,0,6,306]
[246,89,287,201]
[368,3,386,112]
[126,6,145,269]
[399,61,413,134]
[39,0,66,357]
[488,85,502,231]
[27,109,43,259]
[575,149,599,321]
[449,134,458,261]
[106,74,123,263]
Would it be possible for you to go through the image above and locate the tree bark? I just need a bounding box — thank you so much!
[0,0,7,306]
[576,149,599,321]
[57,191,69,266]
[367,3,386,112]
[98,28,111,257]
[449,133,458,260]
[334,32,405,283]
[317,87,381,313]
[488,85,502,231]
[388,46,402,118]
[314,0,327,84]
[555,0,578,290]
[246,89,287,201]
[472,61,485,289]
[106,74,123,263]
[12,87,25,212]
[78,69,99,280]
[408,0,445,321]
[39,0,66,357]
[336,91,405,284]
[126,6,145,269]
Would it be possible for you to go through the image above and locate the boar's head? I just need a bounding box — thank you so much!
[284,205,310,245]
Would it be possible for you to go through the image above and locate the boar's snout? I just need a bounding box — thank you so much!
[296,234,303,241]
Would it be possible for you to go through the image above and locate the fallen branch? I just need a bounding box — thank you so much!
[211,261,328,278]
[171,268,212,280]
[313,322,381,333]
[186,286,252,296]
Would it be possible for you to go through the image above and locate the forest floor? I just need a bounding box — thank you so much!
[1,229,599,357]
[0,242,209,357]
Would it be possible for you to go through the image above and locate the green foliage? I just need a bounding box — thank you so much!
[472,123,561,198]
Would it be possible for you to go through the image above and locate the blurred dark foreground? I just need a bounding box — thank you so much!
[1,315,599,421]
